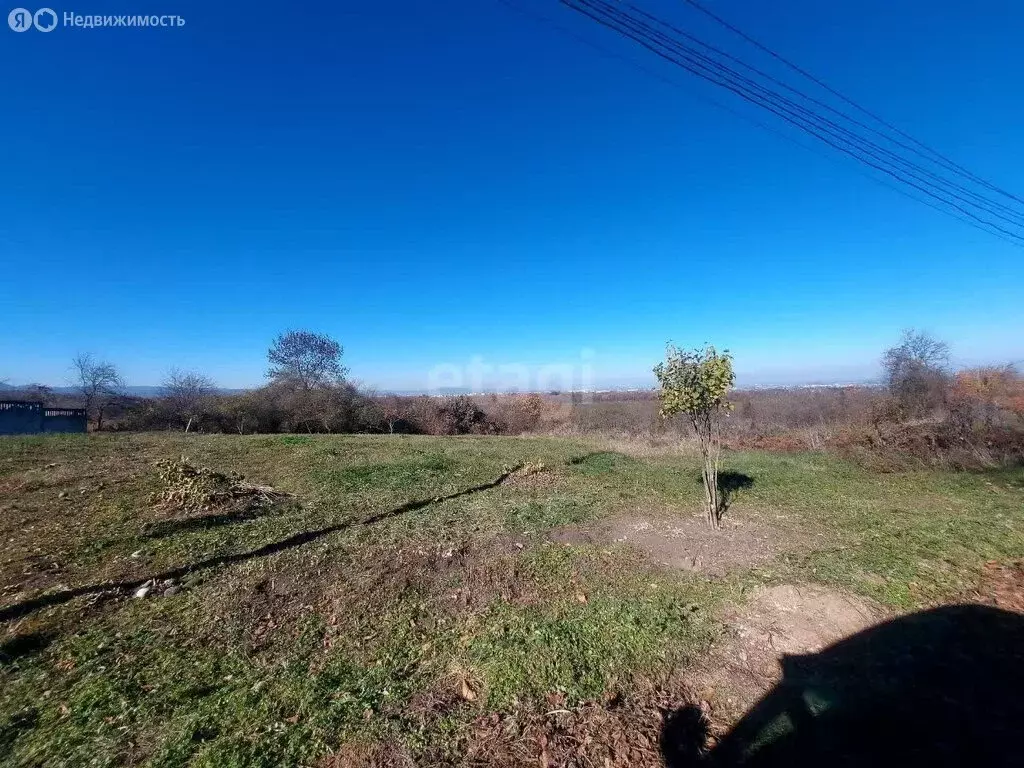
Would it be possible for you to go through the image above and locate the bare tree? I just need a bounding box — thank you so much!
[71,353,123,430]
[267,330,347,390]
[882,330,951,418]
[377,394,404,434]
[19,383,53,403]
[162,368,216,432]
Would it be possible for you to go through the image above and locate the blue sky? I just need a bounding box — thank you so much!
[2,0,1022,391]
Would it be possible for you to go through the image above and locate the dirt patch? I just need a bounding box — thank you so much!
[552,513,800,577]
[546,525,600,547]
[457,688,710,768]
[503,470,563,493]
[0,475,29,495]
[968,560,1024,613]
[698,584,883,717]
[202,536,539,659]
[322,687,712,768]
[319,740,415,768]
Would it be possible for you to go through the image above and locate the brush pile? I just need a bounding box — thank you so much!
[153,456,290,512]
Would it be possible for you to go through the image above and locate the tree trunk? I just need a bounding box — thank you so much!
[703,460,721,530]
[693,414,722,530]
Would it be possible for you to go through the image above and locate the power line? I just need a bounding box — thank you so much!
[619,1,1024,226]
[679,0,1024,205]
[560,0,1024,244]
[567,0,1024,238]
[607,0,1024,228]
[494,0,1024,244]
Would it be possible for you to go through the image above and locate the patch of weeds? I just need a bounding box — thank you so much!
[0,601,444,767]
[460,547,724,710]
[504,496,592,532]
[0,707,39,756]
[784,468,1024,608]
[465,588,718,708]
[278,435,313,446]
[315,453,459,496]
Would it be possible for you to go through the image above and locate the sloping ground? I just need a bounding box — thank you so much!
[697,584,883,719]
[0,434,1022,766]
[693,587,1024,766]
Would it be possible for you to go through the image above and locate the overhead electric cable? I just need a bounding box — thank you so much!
[559,0,1024,243]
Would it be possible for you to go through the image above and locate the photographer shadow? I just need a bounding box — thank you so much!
[661,604,1024,767]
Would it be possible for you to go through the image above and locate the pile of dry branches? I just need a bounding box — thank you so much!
[153,457,290,512]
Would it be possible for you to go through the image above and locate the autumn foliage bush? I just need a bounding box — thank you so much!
[951,365,1024,428]
[830,365,1024,470]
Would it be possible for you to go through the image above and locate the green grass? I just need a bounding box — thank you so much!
[466,545,724,708]
[1,433,1022,765]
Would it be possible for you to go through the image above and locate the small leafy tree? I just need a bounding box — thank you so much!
[654,344,735,529]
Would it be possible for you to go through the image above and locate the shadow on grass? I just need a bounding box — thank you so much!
[0,465,522,624]
[569,452,607,465]
[694,470,755,514]
[0,630,54,664]
[661,604,1024,767]
[0,707,39,754]
[142,503,288,539]
[568,451,639,474]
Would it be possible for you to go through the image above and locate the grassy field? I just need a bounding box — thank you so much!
[1,433,1022,766]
